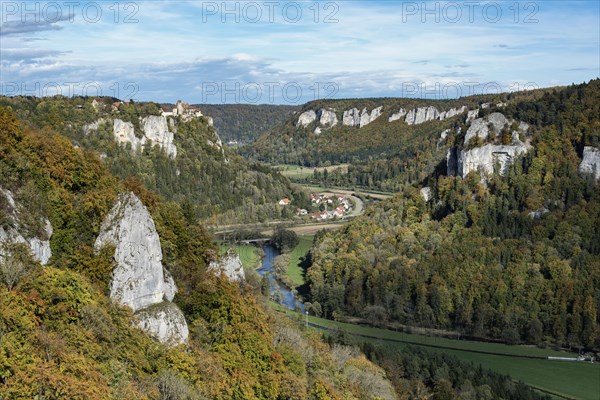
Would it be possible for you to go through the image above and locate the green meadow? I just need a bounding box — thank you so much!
[274,305,600,400]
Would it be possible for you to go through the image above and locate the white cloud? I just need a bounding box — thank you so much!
[1,0,598,103]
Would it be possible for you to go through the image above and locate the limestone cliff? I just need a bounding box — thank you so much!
[318,109,338,128]
[113,119,145,152]
[141,116,177,158]
[404,106,467,125]
[456,142,529,178]
[94,192,188,345]
[297,108,338,129]
[209,249,245,282]
[85,116,177,158]
[389,108,407,122]
[297,110,317,127]
[447,112,531,178]
[579,146,600,180]
[464,112,509,145]
[135,302,189,346]
[0,188,53,265]
[342,106,383,128]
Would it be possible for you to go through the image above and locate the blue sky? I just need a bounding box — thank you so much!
[1,0,599,104]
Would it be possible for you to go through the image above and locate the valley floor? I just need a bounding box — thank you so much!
[275,304,600,400]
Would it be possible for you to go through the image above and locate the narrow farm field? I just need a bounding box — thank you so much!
[273,305,600,400]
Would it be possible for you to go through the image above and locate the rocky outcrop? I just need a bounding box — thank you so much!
[447,112,531,179]
[449,142,529,178]
[318,109,338,127]
[579,146,600,180]
[405,106,467,125]
[0,188,53,265]
[297,108,338,129]
[95,192,188,345]
[85,117,177,158]
[209,250,245,282]
[343,108,361,127]
[466,109,479,123]
[82,118,106,135]
[439,106,467,121]
[464,112,509,145]
[141,116,177,158]
[342,107,383,128]
[437,129,451,149]
[528,207,549,219]
[420,187,432,202]
[135,302,189,346]
[406,106,438,125]
[389,108,407,122]
[297,110,317,127]
[113,119,145,152]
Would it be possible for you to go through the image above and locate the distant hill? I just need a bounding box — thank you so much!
[197,104,300,144]
[246,87,574,191]
[0,97,300,224]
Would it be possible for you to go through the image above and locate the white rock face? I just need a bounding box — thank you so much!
[135,302,189,346]
[318,109,338,127]
[440,106,467,121]
[314,127,322,135]
[343,108,361,127]
[420,187,432,202]
[209,251,245,282]
[297,110,317,127]
[113,119,145,152]
[466,109,480,123]
[528,207,549,219]
[141,116,177,158]
[367,106,384,126]
[95,192,188,345]
[95,193,175,309]
[112,117,177,158]
[406,106,438,125]
[437,129,451,148]
[0,188,53,265]
[359,108,371,128]
[389,108,407,122]
[456,142,528,178]
[464,112,509,145]
[579,146,600,180]
[518,121,530,133]
[404,106,467,125]
[342,107,383,128]
[82,118,106,135]
[95,192,176,311]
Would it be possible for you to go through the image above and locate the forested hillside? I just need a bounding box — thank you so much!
[306,80,600,349]
[199,104,299,144]
[247,87,582,192]
[0,97,298,224]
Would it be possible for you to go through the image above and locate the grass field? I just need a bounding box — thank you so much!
[273,305,600,400]
[286,235,314,287]
[219,244,262,269]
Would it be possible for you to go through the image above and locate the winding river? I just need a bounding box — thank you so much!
[256,246,305,312]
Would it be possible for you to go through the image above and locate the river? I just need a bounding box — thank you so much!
[256,245,305,312]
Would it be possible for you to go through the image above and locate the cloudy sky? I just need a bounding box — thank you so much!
[1,0,598,104]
